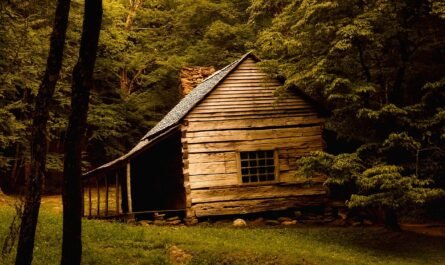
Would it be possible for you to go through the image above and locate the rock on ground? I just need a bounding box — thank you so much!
[233,218,247,227]
[168,245,192,265]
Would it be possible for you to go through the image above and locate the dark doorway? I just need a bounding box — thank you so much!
[130,130,185,212]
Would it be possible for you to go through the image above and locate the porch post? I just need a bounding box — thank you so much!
[126,162,133,213]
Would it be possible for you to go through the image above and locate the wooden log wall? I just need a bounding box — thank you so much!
[183,57,327,217]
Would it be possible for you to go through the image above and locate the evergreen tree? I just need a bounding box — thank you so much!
[255,0,445,226]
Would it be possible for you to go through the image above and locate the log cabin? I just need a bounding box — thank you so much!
[82,52,327,222]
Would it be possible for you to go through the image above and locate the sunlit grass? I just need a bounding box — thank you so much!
[1,196,444,265]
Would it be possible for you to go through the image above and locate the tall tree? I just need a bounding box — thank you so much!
[61,0,102,263]
[119,0,143,97]
[256,0,445,227]
[14,0,71,264]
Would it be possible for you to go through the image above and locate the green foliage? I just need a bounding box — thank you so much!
[350,165,444,209]
[297,151,363,186]
[257,0,445,215]
[0,0,256,190]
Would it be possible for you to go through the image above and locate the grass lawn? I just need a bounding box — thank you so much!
[1,195,444,265]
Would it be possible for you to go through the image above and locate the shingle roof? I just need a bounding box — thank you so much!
[142,52,253,141]
[83,52,255,177]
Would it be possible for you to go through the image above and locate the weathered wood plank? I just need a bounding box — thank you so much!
[200,97,304,103]
[187,109,317,118]
[186,126,321,138]
[192,195,328,217]
[199,98,300,105]
[225,73,270,77]
[186,117,322,132]
[188,152,237,163]
[187,137,323,153]
[188,160,238,175]
[185,126,322,144]
[189,173,239,189]
[220,80,280,85]
[196,101,303,108]
[215,84,278,89]
[190,185,326,203]
[186,112,316,122]
[191,106,315,115]
[189,136,323,153]
[205,87,277,92]
[205,92,275,98]
[223,76,273,81]
[197,101,307,109]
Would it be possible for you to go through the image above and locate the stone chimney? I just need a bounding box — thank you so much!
[179,66,216,97]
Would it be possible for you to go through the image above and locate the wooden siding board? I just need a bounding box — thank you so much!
[188,160,238,175]
[185,127,322,144]
[187,137,323,153]
[192,196,328,217]
[190,185,326,203]
[186,117,322,132]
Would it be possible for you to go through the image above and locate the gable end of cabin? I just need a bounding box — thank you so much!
[181,55,327,218]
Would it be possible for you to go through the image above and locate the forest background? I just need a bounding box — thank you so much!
[1,0,445,219]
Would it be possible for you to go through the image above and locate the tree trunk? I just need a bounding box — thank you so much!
[119,0,143,97]
[60,0,102,264]
[14,0,71,264]
[389,34,411,106]
[384,208,401,231]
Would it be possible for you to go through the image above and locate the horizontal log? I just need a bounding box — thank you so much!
[209,87,277,92]
[193,102,310,111]
[200,97,299,105]
[186,116,322,132]
[189,173,239,189]
[187,136,324,153]
[185,112,316,122]
[187,109,317,118]
[191,184,326,203]
[190,106,316,115]
[220,80,281,85]
[184,126,322,144]
[223,76,273,81]
[200,96,276,103]
[188,160,238,175]
[205,92,276,98]
[226,73,270,77]
[198,99,307,107]
[216,83,278,89]
[192,195,328,217]
[188,152,237,163]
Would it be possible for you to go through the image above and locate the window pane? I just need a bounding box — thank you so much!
[240,150,276,183]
